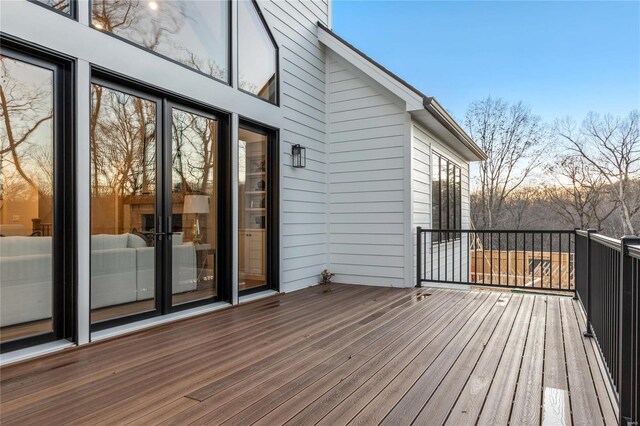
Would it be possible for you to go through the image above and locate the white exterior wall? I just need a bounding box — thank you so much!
[326,53,409,287]
[259,0,330,292]
[411,122,471,284]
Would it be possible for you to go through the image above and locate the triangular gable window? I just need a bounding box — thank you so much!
[238,0,278,103]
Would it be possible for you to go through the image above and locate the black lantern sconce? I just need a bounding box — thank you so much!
[291,144,306,168]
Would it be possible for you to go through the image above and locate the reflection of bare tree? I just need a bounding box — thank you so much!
[91,85,156,199]
[38,0,71,13]
[92,0,226,80]
[172,110,215,195]
[0,56,53,199]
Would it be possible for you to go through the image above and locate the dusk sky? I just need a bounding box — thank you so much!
[332,1,640,123]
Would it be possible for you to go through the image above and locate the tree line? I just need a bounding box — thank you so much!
[465,97,639,237]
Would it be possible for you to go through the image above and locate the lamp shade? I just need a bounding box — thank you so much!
[183,195,210,214]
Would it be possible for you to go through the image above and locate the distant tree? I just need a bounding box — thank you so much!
[556,111,640,235]
[544,155,617,231]
[464,97,548,228]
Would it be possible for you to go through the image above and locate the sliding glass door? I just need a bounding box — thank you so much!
[90,77,227,330]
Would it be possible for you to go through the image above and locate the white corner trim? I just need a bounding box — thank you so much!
[0,340,75,366]
[91,302,230,342]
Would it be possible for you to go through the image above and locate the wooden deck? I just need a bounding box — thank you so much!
[0,284,617,425]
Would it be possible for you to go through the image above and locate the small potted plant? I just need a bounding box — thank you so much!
[320,269,335,292]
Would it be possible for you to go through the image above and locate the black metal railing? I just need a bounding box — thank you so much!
[575,230,640,426]
[416,228,576,292]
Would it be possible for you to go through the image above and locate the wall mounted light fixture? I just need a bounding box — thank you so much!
[291,144,306,168]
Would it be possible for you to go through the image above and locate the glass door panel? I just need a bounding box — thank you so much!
[170,107,217,306]
[90,83,158,324]
[238,128,267,292]
[0,56,55,343]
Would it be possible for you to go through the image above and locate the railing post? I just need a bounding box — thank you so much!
[416,227,422,288]
[573,228,580,300]
[619,236,640,426]
[583,229,597,338]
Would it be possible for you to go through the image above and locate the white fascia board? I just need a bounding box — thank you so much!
[411,109,486,162]
[318,30,424,112]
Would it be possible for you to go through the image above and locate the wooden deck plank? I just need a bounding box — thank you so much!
[169,290,472,426]
[571,298,619,424]
[105,288,452,425]
[509,295,547,426]
[560,296,607,425]
[345,292,500,426]
[0,285,618,426]
[1,286,387,424]
[383,293,514,425]
[413,294,523,425]
[292,290,482,426]
[541,296,571,426]
[447,294,532,425]
[73,286,426,425]
[0,284,362,403]
[253,290,472,425]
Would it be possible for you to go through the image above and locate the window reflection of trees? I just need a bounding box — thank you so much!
[90,84,156,199]
[172,110,216,196]
[35,0,71,14]
[92,0,228,81]
[0,56,54,205]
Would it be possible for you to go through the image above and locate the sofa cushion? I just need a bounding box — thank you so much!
[127,233,148,248]
[91,234,129,251]
[0,236,52,257]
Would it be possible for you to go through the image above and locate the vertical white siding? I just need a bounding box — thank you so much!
[261,0,330,292]
[327,54,408,287]
[412,122,471,284]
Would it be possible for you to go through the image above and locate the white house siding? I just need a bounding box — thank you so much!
[260,0,330,292]
[411,122,471,285]
[327,53,408,287]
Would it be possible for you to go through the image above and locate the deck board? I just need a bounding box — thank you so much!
[0,284,618,425]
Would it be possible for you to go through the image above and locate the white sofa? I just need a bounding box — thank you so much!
[0,233,197,327]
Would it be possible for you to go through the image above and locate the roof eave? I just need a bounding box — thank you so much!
[317,22,488,162]
[422,97,488,161]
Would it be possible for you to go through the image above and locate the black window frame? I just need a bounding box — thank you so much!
[27,0,77,20]
[0,37,76,353]
[238,118,280,296]
[88,0,233,86]
[431,152,462,244]
[88,67,232,332]
[237,0,280,106]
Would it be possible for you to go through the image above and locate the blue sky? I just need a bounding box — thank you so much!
[332,1,640,122]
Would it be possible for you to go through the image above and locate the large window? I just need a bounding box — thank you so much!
[0,45,74,351]
[432,153,462,242]
[92,0,230,82]
[238,0,277,103]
